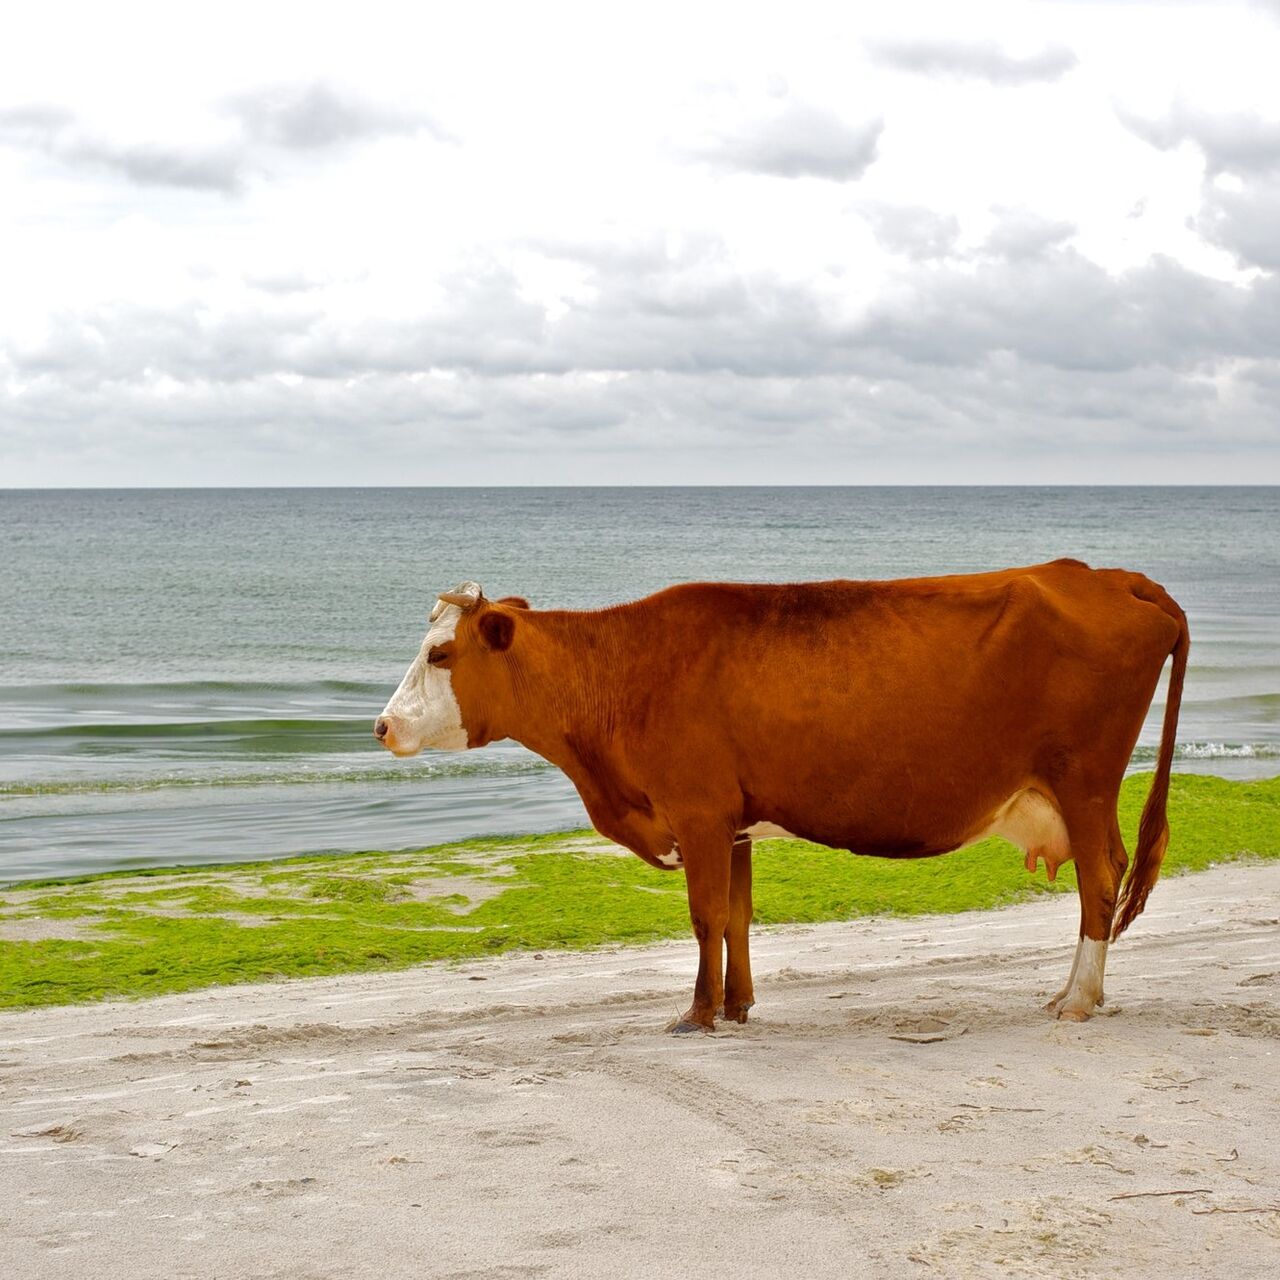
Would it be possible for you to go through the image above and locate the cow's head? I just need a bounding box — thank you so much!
[374,582,529,756]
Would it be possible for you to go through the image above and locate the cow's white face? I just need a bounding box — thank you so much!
[375,584,479,756]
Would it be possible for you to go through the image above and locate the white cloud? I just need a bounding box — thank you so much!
[870,38,1078,85]
[0,80,447,194]
[1,0,1279,484]
[1120,98,1280,174]
[1197,176,1280,269]
[981,208,1076,261]
[0,103,244,192]
[223,82,449,150]
[690,100,884,180]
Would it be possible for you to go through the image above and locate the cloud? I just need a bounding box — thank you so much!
[7,233,1279,406]
[1120,98,1280,269]
[244,269,329,295]
[861,204,961,261]
[222,81,448,150]
[1196,176,1280,270]
[7,240,1280,486]
[981,208,1076,261]
[6,346,1277,488]
[1119,99,1280,174]
[0,103,243,192]
[870,38,1078,85]
[861,206,1073,265]
[0,81,447,194]
[857,250,1275,374]
[0,103,75,133]
[691,101,883,180]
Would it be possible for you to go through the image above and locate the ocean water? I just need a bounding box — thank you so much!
[1,487,1277,883]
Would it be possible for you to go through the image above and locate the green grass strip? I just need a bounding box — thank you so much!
[0,774,1276,1011]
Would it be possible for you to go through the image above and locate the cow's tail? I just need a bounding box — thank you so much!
[1111,589,1190,940]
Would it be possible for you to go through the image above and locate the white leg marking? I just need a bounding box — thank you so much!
[1046,936,1083,1014]
[1050,938,1108,1022]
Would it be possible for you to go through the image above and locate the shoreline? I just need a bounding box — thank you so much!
[1,773,1277,1012]
[5,755,1277,887]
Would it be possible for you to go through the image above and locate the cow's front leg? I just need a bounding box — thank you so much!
[723,835,754,1023]
[671,821,733,1035]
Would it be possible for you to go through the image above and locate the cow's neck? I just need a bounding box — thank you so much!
[499,608,628,770]
[500,607,667,850]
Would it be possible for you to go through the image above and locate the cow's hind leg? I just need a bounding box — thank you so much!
[1047,811,1127,1022]
[671,820,733,1034]
[722,836,754,1023]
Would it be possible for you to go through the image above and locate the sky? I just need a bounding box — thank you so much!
[2,0,1280,485]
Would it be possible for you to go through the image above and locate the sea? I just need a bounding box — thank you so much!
[1,487,1277,884]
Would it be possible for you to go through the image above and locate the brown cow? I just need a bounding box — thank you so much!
[375,560,1188,1033]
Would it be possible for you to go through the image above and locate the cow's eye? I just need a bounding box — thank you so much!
[427,646,450,666]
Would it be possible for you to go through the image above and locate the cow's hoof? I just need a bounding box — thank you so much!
[723,1002,753,1024]
[1047,988,1103,1021]
[1045,991,1105,1015]
[667,1017,713,1036]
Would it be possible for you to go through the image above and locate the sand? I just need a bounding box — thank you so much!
[2,862,1278,1280]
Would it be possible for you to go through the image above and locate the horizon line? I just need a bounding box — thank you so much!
[3,482,1279,493]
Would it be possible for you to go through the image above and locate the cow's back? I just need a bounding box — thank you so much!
[638,561,1180,855]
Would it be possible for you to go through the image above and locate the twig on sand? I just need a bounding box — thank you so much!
[889,1022,969,1044]
[955,1103,1046,1113]
[1191,1204,1280,1215]
[1108,1188,1212,1201]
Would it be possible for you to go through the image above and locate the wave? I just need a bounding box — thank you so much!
[0,678,389,698]
[1130,740,1280,762]
[0,717,367,743]
[0,755,557,797]
[1185,692,1280,710]
[6,738,1274,801]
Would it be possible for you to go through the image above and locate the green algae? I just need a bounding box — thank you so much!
[0,773,1275,1011]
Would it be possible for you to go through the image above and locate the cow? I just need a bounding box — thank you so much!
[375,560,1188,1034]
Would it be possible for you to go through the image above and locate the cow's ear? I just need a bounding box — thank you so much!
[495,596,530,610]
[478,610,516,652]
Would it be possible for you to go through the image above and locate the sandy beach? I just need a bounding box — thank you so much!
[3,861,1278,1279]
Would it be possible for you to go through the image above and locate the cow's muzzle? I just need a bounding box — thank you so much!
[374,713,421,756]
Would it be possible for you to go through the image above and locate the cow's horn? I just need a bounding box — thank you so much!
[437,581,484,611]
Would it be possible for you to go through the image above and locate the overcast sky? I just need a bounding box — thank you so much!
[3,0,1280,485]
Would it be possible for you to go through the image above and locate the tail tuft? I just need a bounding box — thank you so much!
[1111,594,1189,940]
